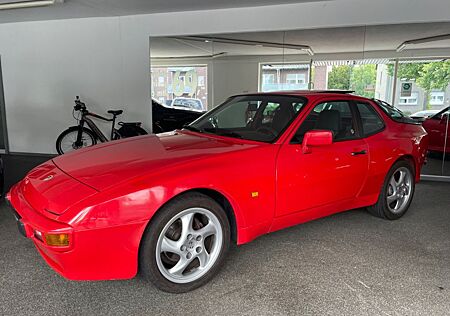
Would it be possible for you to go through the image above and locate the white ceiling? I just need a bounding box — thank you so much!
[150,23,450,58]
[0,0,325,24]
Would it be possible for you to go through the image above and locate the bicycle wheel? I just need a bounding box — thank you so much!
[56,126,97,154]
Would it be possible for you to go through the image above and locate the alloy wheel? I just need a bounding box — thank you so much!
[155,207,223,284]
[386,166,413,214]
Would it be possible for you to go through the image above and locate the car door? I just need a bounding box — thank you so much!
[422,107,449,151]
[275,100,369,217]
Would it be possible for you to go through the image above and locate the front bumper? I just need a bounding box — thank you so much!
[7,183,147,281]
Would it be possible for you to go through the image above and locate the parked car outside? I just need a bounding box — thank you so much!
[152,98,205,134]
[170,97,204,111]
[422,106,450,153]
[410,110,440,122]
[7,91,428,293]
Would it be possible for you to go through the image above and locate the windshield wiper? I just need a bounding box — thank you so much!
[183,125,204,133]
[203,127,243,139]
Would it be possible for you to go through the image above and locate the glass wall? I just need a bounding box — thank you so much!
[151,65,208,111]
[392,60,450,116]
[150,25,450,178]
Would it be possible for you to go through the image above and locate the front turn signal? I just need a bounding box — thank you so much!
[45,233,70,247]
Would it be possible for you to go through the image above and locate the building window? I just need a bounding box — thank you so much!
[399,92,419,105]
[158,76,165,86]
[151,65,208,108]
[263,74,275,84]
[286,73,306,84]
[260,63,309,92]
[430,92,445,106]
[198,76,205,87]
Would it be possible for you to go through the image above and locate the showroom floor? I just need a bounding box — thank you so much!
[1,181,449,316]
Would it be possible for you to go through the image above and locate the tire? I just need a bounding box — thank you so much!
[140,193,230,293]
[56,126,97,155]
[367,160,415,220]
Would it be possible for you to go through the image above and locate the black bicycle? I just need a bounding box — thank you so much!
[56,96,147,154]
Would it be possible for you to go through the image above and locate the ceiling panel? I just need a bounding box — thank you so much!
[0,0,326,23]
[150,22,450,58]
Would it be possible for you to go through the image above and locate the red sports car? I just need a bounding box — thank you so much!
[421,106,450,153]
[7,91,428,293]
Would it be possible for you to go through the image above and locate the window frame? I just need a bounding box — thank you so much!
[353,101,386,138]
[290,99,363,144]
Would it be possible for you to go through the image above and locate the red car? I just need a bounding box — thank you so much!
[7,91,428,293]
[421,106,450,153]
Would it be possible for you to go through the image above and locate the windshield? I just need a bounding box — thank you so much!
[186,95,307,143]
[173,98,203,110]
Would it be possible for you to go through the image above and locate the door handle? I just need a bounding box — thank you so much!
[351,150,367,156]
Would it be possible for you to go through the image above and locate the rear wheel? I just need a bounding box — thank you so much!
[367,160,415,220]
[56,127,96,154]
[140,193,230,293]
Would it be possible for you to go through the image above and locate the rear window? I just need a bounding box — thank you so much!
[373,99,419,125]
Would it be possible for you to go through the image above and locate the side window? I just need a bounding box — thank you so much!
[292,101,357,143]
[356,102,385,136]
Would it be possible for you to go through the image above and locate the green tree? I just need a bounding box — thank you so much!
[350,64,377,98]
[327,65,351,90]
[388,61,450,110]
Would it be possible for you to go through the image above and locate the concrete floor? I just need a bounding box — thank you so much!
[1,181,449,316]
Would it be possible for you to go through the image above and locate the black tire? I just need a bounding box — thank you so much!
[140,193,230,293]
[367,159,415,220]
[56,126,97,155]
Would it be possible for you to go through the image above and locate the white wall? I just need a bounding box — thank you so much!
[0,0,449,153]
[0,17,150,154]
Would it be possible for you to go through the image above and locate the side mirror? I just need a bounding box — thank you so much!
[440,113,449,124]
[302,130,333,154]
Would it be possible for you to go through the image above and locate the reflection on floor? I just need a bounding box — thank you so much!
[1,181,449,315]
[422,152,450,176]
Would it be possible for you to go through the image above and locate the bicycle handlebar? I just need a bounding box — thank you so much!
[74,96,87,111]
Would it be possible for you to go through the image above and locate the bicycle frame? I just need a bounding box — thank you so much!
[76,110,117,144]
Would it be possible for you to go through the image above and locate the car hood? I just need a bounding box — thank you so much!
[52,132,257,191]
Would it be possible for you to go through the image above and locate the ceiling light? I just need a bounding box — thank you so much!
[0,0,62,10]
[173,36,314,56]
[396,43,407,52]
[396,33,450,52]
[304,48,314,56]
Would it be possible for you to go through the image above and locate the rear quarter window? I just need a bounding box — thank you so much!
[356,102,385,136]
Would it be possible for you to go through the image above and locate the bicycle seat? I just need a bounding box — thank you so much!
[108,110,123,116]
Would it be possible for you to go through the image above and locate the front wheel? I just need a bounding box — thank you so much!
[367,160,415,220]
[56,126,97,155]
[140,193,230,293]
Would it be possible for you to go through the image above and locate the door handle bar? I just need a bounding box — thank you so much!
[351,150,367,156]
